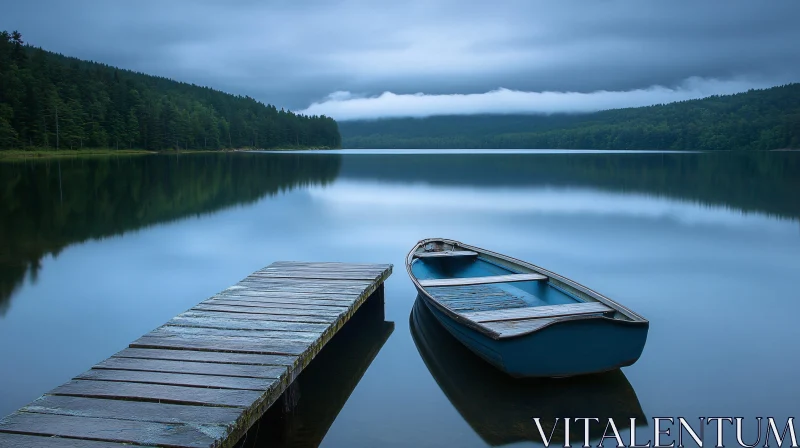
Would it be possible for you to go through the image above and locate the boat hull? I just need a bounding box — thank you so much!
[416,290,648,378]
[410,297,647,445]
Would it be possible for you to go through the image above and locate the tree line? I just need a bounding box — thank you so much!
[0,31,342,151]
[340,84,800,150]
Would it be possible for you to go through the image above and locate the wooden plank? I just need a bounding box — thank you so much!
[238,277,374,287]
[112,348,296,366]
[0,433,132,448]
[215,292,356,306]
[414,250,478,258]
[248,271,377,279]
[447,303,527,313]
[166,316,329,332]
[183,307,340,322]
[145,326,321,344]
[97,356,288,377]
[462,301,612,323]
[251,271,384,281]
[214,288,361,300]
[230,288,363,300]
[430,283,530,313]
[22,395,241,426]
[482,318,559,338]
[418,273,547,287]
[76,369,274,391]
[251,266,384,277]
[131,333,308,355]
[170,313,330,332]
[250,273,381,281]
[260,263,387,269]
[0,434,142,448]
[259,264,390,272]
[50,380,262,408]
[236,278,372,288]
[0,412,219,447]
[155,325,321,343]
[204,297,350,311]
[222,286,359,294]
[176,309,340,325]
[428,283,527,299]
[233,282,370,295]
[268,261,391,269]
[162,322,323,339]
[255,265,388,273]
[192,305,338,322]
[231,282,369,292]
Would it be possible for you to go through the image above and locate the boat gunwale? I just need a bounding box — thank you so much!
[405,237,649,340]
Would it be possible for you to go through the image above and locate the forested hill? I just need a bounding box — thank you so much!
[0,31,341,151]
[340,84,800,151]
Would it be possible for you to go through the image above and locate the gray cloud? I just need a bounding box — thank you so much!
[2,0,799,115]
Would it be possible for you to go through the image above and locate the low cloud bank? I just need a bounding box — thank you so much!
[297,77,773,120]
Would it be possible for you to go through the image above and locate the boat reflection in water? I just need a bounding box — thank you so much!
[239,291,394,447]
[410,297,646,446]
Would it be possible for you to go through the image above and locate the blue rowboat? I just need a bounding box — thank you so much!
[406,238,649,378]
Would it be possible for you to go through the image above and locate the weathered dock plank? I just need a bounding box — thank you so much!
[217,291,358,304]
[192,305,339,322]
[171,312,334,330]
[112,348,296,366]
[0,433,135,448]
[0,261,392,448]
[21,395,242,426]
[203,298,350,311]
[131,333,311,355]
[155,325,322,342]
[50,380,262,407]
[94,357,287,377]
[75,369,275,391]
[0,412,217,447]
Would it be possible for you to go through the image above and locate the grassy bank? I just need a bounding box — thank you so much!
[234,146,339,151]
[0,146,340,161]
[0,148,156,160]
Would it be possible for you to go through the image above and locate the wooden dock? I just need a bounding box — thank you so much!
[0,261,393,448]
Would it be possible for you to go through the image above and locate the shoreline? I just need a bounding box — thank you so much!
[0,148,156,160]
[0,146,338,161]
[4,146,793,161]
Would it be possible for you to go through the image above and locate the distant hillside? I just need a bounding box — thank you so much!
[340,84,800,150]
[0,31,341,150]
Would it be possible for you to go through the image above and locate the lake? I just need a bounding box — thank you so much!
[1,150,799,447]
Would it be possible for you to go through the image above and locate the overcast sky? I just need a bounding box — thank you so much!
[2,0,799,120]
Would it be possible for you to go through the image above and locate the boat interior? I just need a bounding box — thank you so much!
[410,241,631,339]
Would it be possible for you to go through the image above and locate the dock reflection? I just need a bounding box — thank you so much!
[410,297,646,446]
[239,291,394,447]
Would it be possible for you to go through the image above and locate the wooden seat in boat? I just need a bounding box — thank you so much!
[417,273,547,287]
[414,250,479,258]
[461,301,612,323]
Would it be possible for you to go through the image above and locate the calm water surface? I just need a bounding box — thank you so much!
[1,150,799,447]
